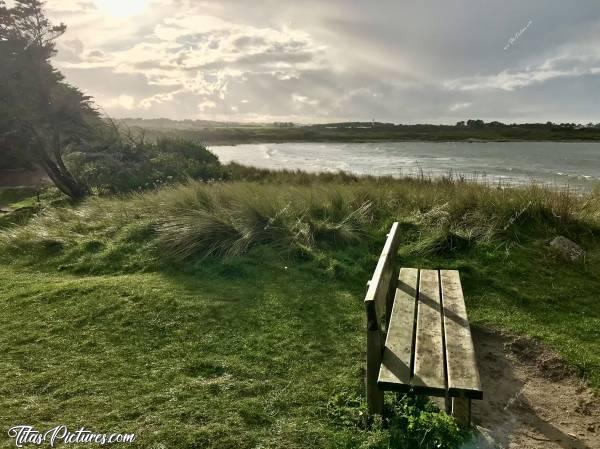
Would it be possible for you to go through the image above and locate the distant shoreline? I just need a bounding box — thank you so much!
[207,138,600,146]
[209,140,600,193]
[121,119,600,146]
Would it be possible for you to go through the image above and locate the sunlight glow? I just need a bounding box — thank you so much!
[94,0,149,18]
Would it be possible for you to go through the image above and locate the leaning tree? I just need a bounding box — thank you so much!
[0,0,98,199]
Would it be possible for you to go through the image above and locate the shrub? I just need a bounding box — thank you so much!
[66,131,222,193]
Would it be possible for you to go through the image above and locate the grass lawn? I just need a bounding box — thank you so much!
[0,257,376,448]
[0,177,598,448]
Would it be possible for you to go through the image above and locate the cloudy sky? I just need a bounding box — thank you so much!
[42,0,600,123]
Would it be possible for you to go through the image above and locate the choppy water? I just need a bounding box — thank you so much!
[212,141,600,191]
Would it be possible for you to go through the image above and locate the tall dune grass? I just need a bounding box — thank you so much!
[1,173,599,264]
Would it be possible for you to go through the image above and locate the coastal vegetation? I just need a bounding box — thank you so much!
[120,118,600,146]
[1,173,599,448]
[1,2,599,448]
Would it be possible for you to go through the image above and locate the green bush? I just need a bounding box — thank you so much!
[66,135,222,193]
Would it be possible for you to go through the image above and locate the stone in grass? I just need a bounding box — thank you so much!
[549,236,585,262]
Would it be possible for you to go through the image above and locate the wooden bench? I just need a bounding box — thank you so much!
[364,222,483,425]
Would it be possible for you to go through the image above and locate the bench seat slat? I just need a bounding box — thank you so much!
[412,269,446,392]
[441,270,483,400]
[379,268,418,388]
[377,268,482,400]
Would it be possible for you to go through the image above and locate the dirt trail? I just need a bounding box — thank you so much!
[466,328,599,449]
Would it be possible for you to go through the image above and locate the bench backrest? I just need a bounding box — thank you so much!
[364,222,401,332]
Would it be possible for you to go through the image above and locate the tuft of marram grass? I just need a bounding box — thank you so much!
[1,176,598,262]
[154,182,372,259]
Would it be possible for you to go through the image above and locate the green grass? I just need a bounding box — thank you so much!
[0,251,465,449]
[0,257,369,448]
[0,186,40,208]
[0,175,599,448]
[0,187,67,229]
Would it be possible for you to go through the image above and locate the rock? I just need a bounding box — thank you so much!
[461,426,502,449]
[549,236,585,261]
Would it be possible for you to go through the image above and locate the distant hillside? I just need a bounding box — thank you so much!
[119,119,600,145]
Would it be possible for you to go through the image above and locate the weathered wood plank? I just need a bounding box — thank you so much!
[441,270,483,400]
[364,222,401,331]
[378,268,418,388]
[412,269,446,392]
[364,222,401,414]
[366,328,384,414]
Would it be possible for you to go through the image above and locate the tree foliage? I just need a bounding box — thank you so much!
[0,0,98,198]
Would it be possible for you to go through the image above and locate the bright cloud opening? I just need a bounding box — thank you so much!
[94,0,149,18]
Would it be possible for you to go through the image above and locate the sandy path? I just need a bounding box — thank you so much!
[467,328,599,449]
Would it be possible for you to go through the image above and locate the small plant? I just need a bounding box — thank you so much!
[326,389,370,429]
[326,390,468,449]
[387,394,467,449]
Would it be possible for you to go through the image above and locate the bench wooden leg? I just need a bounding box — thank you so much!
[452,397,471,426]
[366,329,384,414]
[444,395,452,414]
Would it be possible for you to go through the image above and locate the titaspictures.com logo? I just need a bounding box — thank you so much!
[7,426,136,447]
